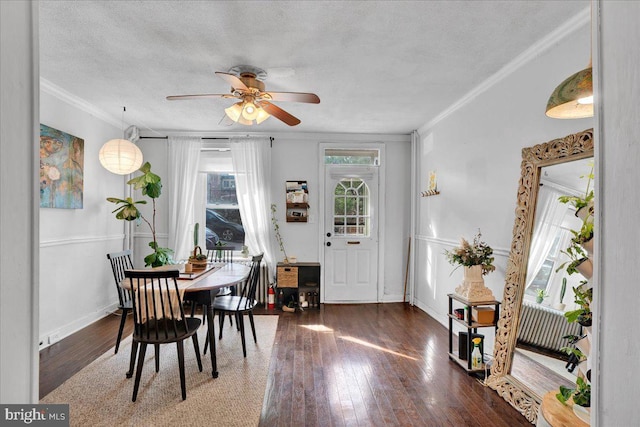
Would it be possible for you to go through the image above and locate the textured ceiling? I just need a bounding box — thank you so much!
[39,1,588,136]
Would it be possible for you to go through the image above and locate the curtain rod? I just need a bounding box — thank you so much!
[138,136,229,140]
[138,136,274,146]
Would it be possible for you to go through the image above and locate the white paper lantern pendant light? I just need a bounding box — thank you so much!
[99,107,143,175]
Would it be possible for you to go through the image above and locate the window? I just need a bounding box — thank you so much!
[324,148,380,165]
[205,172,245,250]
[333,178,370,237]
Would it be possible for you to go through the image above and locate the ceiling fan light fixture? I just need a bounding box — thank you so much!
[224,103,243,122]
[256,107,270,124]
[545,67,593,119]
[241,100,259,121]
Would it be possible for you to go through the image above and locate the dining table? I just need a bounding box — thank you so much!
[125,262,251,378]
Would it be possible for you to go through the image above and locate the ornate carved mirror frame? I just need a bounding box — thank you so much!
[485,129,594,423]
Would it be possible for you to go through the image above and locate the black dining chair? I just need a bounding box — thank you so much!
[124,269,203,401]
[106,250,135,354]
[212,254,263,357]
[207,246,234,263]
[186,247,236,348]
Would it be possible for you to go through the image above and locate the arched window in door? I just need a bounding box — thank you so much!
[333,178,370,237]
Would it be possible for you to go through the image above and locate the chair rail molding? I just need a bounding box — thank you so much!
[40,234,125,248]
[415,234,510,258]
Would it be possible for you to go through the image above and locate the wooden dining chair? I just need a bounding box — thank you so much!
[106,250,135,354]
[212,254,263,357]
[124,269,203,401]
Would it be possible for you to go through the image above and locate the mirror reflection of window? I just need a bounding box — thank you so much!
[524,177,585,309]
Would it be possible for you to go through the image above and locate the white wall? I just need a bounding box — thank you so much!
[136,134,412,301]
[597,1,640,424]
[130,137,169,268]
[270,134,411,301]
[0,0,39,404]
[38,90,126,348]
[412,20,594,354]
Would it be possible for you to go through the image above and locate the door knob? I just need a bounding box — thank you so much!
[326,242,331,247]
[326,232,332,237]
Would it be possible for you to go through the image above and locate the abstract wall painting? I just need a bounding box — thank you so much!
[39,124,84,209]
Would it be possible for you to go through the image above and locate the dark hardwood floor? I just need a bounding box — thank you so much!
[40,303,531,426]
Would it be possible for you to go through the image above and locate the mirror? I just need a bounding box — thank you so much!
[485,129,594,423]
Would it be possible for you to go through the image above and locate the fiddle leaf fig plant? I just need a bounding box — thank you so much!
[107,162,174,267]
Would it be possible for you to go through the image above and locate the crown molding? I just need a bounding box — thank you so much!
[40,77,124,128]
[418,7,590,135]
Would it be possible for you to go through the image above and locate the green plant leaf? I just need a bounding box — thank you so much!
[556,385,574,405]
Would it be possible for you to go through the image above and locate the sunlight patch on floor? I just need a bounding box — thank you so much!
[339,335,418,360]
[300,324,334,332]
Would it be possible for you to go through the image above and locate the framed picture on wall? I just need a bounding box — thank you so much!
[39,124,84,209]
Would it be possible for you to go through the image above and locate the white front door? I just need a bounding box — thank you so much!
[323,166,379,302]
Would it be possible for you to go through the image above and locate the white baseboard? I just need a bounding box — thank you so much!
[39,302,120,350]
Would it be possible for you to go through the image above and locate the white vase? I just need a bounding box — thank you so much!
[573,405,590,424]
[454,265,495,302]
[553,302,566,311]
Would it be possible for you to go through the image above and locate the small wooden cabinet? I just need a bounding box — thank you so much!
[447,293,500,374]
[276,262,320,309]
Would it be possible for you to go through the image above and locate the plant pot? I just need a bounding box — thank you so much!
[575,201,594,221]
[575,257,593,279]
[554,303,566,311]
[577,311,592,327]
[536,296,544,304]
[188,246,208,270]
[581,237,594,255]
[575,335,591,356]
[573,405,590,424]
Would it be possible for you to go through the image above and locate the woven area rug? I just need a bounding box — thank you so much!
[41,315,278,427]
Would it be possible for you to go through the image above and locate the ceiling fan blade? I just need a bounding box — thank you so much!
[259,101,301,126]
[166,94,233,101]
[215,72,248,91]
[265,91,320,104]
[219,114,235,126]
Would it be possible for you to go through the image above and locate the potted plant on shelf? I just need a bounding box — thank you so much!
[555,242,592,279]
[564,282,592,327]
[444,229,496,301]
[558,164,594,220]
[535,289,549,304]
[107,162,174,267]
[188,222,208,270]
[557,376,591,407]
[554,278,568,311]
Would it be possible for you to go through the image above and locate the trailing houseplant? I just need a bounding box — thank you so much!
[557,376,591,407]
[564,282,592,327]
[271,203,289,263]
[557,164,594,217]
[444,230,495,276]
[107,162,174,267]
[555,242,590,277]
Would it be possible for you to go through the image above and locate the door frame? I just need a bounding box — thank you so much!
[318,142,386,303]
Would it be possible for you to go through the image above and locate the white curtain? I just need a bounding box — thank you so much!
[526,185,567,287]
[167,136,202,261]
[230,136,277,281]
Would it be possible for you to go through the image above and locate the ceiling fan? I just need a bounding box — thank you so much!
[166,65,320,126]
